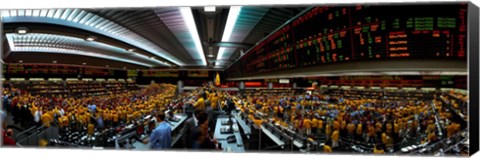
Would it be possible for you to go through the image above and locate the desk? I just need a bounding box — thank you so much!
[133,141,150,150]
[232,112,251,136]
[260,125,285,146]
[293,140,304,148]
[214,117,245,152]
[168,114,188,131]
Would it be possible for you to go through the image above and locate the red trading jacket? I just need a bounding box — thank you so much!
[12,98,18,108]
[2,130,16,146]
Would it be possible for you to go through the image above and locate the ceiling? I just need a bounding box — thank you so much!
[1,6,308,70]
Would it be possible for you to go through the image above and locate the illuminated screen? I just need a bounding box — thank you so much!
[127,70,138,77]
[6,64,79,75]
[84,67,114,76]
[227,3,467,77]
[141,70,179,77]
[187,71,209,77]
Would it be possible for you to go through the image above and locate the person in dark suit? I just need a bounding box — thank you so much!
[205,103,215,135]
[181,109,203,148]
[225,98,236,115]
[191,112,217,150]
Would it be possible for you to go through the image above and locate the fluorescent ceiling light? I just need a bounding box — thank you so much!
[13,47,153,67]
[17,30,27,34]
[439,72,467,75]
[16,27,29,34]
[133,53,170,66]
[382,71,420,75]
[5,33,166,67]
[217,6,242,63]
[208,54,215,57]
[86,36,96,41]
[180,7,207,66]
[204,6,216,12]
[2,9,184,66]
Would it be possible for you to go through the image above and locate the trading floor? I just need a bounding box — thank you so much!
[1,81,470,155]
[0,1,474,157]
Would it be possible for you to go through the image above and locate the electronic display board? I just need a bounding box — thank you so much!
[2,64,6,75]
[84,67,114,76]
[127,70,138,77]
[7,64,24,74]
[6,64,79,75]
[227,3,467,77]
[141,70,179,77]
[187,70,209,78]
[315,75,466,89]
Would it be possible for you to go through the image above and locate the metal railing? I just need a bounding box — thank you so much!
[15,126,38,142]
[405,128,468,155]
[15,120,59,147]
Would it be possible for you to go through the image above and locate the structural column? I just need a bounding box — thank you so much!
[239,81,245,90]
[177,80,184,94]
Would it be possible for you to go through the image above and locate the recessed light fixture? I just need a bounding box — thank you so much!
[150,56,155,59]
[18,60,23,63]
[16,27,29,35]
[180,7,207,66]
[52,60,57,63]
[82,63,87,65]
[208,54,215,57]
[123,67,127,70]
[106,65,109,68]
[127,48,136,52]
[85,36,96,41]
[204,6,216,12]
[217,6,242,63]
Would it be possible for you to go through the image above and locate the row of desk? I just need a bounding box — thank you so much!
[229,110,317,152]
[213,117,245,152]
[126,108,315,151]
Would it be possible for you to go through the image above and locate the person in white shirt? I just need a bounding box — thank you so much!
[0,110,5,122]
[59,108,65,117]
[34,108,42,127]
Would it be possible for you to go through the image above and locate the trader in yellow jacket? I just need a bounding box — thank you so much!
[367,125,376,143]
[325,123,332,141]
[347,122,355,139]
[211,94,219,110]
[304,117,312,136]
[323,143,332,153]
[317,118,324,135]
[87,123,95,136]
[311,117,318,136]
[41,112,53,128]
[373,145,385,154]
[331,130,339,148]
[193,94,205,111]
[356,123,363,140]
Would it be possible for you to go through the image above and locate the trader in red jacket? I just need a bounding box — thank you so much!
[2,122,16,146]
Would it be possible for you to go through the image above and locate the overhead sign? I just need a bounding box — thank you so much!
[279,79,290,84]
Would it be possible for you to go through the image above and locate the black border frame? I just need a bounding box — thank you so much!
[468,1,479,156]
